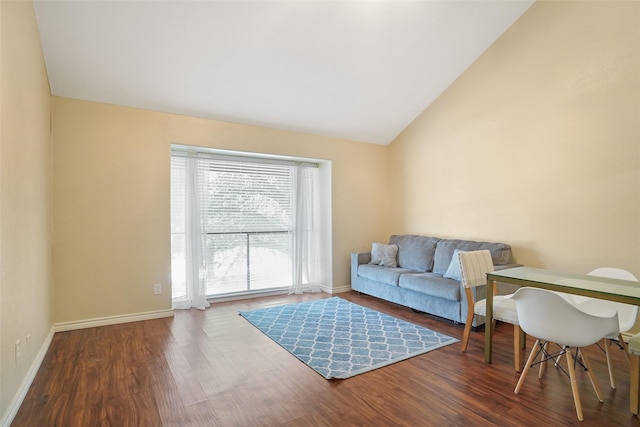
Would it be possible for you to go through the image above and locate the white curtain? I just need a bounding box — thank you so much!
[290,165,323,294]
[172,152,324,303]
[173,156,210,310]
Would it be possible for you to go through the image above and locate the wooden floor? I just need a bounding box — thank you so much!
[12,292,640,426]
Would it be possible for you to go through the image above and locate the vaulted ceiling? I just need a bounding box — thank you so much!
[34,1,534,145]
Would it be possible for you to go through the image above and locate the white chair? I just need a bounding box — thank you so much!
[572,268,639,389]
[509,287,619,421]
[459,250,523,372]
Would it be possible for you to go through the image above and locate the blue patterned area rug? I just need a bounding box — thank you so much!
[238,297,458,379]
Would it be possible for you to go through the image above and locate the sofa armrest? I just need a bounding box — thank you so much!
[351,252,372,289]
[353,252,372,266]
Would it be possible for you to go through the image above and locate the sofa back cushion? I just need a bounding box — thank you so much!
[433,239,512,275]
[389,235,440,272]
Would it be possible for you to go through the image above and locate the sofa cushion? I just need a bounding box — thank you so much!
[398,273,461,301]
[357,264,414,286]
[433,240,512,275]
[389,235,440,273]
[443,249,464,281]
[369,242,398,267]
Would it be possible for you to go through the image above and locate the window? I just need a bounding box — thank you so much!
[171,147,324,308]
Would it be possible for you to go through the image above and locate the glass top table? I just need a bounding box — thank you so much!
[484,266,640,364]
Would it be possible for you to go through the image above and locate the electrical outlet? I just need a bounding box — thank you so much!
[154,283,162,295]
[15,340,21,363]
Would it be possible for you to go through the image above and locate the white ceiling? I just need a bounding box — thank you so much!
[33,0,534,145]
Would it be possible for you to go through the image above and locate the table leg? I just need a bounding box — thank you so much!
[485,278,494,363]
[631,354,640,415]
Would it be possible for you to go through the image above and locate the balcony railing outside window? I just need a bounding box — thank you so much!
[171,152,303,299]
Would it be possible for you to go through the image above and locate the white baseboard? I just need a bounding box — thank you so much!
[209,289,289,303]
[54,309,174,332]
[1,310,174,425]
[322,284,351,294]
[1,326,55,427]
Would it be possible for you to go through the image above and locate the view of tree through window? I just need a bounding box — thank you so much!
[171,151,319,299]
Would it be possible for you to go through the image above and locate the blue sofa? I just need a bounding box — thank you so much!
[351,235,520,327]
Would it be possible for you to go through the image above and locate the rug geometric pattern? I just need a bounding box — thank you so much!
[239,297,459,379]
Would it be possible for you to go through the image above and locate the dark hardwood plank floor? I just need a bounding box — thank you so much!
[11,291,640,426]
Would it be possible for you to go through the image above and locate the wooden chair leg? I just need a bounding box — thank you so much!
[604,338,616,389]
[551,344,569,371]
[515,339,540,394]
[566,348,584,421]
[554,345,565,367]
[461,291,474,352]
[461,321,472,352]
[461,316,473,352]
[580,348,604,402]
[620,333,631,363]
[539,342,549,379]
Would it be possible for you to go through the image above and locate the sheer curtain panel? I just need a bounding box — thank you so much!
[290,165,322,294]
[171,148,325,307]
[171,155,210,310]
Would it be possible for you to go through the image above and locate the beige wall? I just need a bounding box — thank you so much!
[52,97,390,324]
[3,0,639,419]
[390,1,640,276]
[0,0,53,421]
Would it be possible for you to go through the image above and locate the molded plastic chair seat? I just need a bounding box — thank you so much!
[570,268,638,389]
[509,287,619,421]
